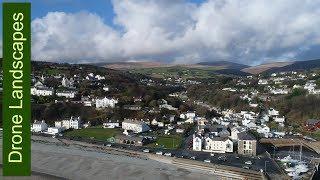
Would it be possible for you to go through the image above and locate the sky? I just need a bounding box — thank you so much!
[1,0,320,65]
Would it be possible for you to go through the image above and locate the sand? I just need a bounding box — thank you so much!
[0,136,216,180]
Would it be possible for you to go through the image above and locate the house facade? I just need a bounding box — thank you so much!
[237,132,257,156]
[203,137,233,153]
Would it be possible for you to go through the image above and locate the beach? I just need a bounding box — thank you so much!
[0,136,216,180]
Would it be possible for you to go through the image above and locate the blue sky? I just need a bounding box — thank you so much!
[1,0,320,65]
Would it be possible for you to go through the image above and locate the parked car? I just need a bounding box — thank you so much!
[143,149,150,153]
[190,156,196,160]
[245,161,252,165]
[164,152,172,157]
[204,159,211,163]
[243,166,250,169]
[156,151,163,155]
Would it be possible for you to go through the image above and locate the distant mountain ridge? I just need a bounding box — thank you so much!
[264,59,320,73]
[91,58,320,75]
[197,61,250,70]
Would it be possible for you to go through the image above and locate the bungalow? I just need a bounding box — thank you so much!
[115,134,146,146]
[122,119,150,133]
[103,120,120,128]
[47,127,63,135]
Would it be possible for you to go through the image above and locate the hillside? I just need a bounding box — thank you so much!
[241,62,293,74]
[198,61,249,70]
[103,61,166,70]
[265,59,320,73]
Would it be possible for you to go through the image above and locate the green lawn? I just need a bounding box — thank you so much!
[64,127,121,141]
[147,135,183,149]
[309,130,320,140]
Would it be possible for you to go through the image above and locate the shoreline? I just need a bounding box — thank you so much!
[0,135,217,180]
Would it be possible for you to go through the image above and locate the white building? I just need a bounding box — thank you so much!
[274,116,285,123]
[61,77,74,88]
[122,119,150,133]
[186,111,196,119]
[95,97,118,108]
[47,127,63,135]
[103,121,120,128]
[56,90,77,98]
[192,135,202,151]
[258,79,268,85]
[60,116,82,129]
[268,108,279,116]
[31,86,54,96]
[32,120,48,132]
[203,137,233,153]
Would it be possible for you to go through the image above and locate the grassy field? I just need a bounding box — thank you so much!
[64,127,121,141]
[131,66,224,79]
[147,135,183,149]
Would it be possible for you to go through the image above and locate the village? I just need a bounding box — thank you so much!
[14,61,319,179]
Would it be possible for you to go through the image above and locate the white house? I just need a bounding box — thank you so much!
[95,97,118,108]
[56,90,77,98]
[274,116,285,123]
[103,121,120,128]
[122,119,150,133]
[61,77,74,88]
[31,86,54,96]
[60,116,82,129]
[103,86,109,91]
[203,136,233,153]
[32,120,48,132]
[258,79,268,85]
[268,108,279,116]
[192,135,202,151]
[186,111,196,119]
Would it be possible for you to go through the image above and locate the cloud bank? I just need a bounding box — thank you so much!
[31,0,320,65]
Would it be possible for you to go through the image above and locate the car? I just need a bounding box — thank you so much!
[156,151,163,155]
[245,161,252,165]
[210,153,215,157]
[190,156,196,160]
[204,159,211,163]
[105,144,112,147]
[143,149,150,153]
[243,166,250,169]
[218,156,226,161]
[164,152,172,157]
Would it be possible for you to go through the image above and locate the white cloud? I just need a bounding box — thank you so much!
[31,0,320,64]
